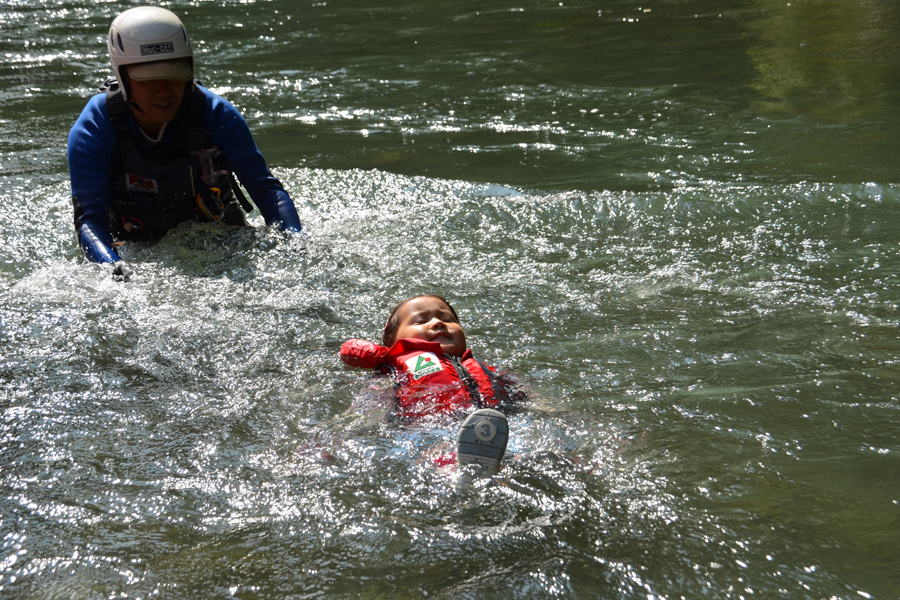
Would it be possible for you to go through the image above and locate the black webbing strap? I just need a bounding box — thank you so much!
[472,358,511,406]
[106,87,133,138]
[186,82,208,152]
[447,356,484,409]
[228,172,254,213]
[105,87,135,185]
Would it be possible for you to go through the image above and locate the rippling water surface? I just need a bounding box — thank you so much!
[2,0,899,598]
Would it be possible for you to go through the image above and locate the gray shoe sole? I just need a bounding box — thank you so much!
[457,408,509,472]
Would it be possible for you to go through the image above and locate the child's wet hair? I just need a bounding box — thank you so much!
[382,294,459,347]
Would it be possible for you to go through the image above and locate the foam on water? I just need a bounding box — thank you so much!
[3,165,899,597]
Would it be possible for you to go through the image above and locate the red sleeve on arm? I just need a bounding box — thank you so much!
[340,339,389,369]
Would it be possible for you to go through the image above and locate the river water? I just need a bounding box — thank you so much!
[2,0,899,598]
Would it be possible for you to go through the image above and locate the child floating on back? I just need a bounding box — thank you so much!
[340,294,524,473]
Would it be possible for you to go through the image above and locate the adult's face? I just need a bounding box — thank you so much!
[127,75,185,136]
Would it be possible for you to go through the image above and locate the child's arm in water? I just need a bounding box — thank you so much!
[340,339,389,370]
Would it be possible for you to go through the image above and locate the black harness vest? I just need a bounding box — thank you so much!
[103,79,250,240]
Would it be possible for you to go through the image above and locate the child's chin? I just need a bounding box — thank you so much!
[440,343,466,357]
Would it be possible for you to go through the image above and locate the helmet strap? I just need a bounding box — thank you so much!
[119,70,137,109]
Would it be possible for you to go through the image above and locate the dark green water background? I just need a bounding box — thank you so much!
[1,0,899,598]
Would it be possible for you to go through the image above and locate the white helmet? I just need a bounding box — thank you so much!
[108,7,193,101]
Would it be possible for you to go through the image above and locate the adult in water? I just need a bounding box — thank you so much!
[67,6,302,281]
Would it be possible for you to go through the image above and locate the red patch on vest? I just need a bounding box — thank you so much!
[126,173,159,193]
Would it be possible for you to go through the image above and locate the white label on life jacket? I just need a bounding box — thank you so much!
[406,352,442,379]
[126,173,159,193]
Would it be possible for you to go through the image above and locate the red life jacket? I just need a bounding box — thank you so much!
[339,338,509,419]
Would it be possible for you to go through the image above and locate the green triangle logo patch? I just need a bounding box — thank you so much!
[405,352,443,379]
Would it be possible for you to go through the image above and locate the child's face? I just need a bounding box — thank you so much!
[393,296,467,357]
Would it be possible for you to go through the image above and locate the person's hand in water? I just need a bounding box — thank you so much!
[111,261,133,282]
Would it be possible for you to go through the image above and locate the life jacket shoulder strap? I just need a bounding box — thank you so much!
[471,358,512,407]
[105,85,134,182]
[186,81,210,151]
[183,83,253,213]
[448,356,484,409]
[105,85,133,139]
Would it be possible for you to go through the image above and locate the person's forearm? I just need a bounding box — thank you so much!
[77,221,122,264]
[261,187,302,233]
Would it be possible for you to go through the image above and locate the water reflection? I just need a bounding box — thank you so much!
[748,0,900,117]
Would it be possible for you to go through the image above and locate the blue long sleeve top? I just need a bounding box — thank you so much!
[67,83,301,263]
